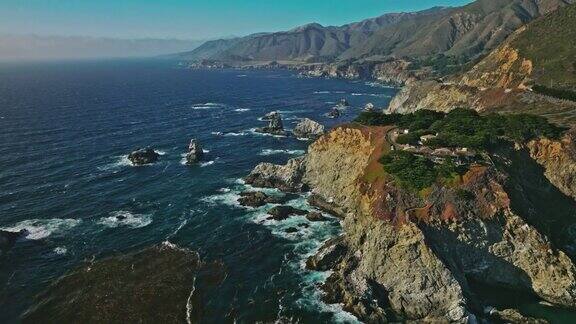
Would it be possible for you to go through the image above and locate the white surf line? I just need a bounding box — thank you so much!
[186,276,197,324]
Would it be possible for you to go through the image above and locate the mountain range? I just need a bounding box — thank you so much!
[181,0,574,64]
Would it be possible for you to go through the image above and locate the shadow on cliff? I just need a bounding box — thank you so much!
[492,144,576,260]
[418,216,536,316]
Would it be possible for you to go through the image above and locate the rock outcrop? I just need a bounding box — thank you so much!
[244,156,307,192]
[237,191,288,207]
[128,148,160,165]
[267,205,307,221]
[185,139,203,165]
[255,111,286,136]
[292,118,325,139]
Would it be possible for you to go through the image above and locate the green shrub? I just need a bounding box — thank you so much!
[379,152,465,191]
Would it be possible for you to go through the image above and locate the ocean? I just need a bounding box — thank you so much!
[0,59,396,322]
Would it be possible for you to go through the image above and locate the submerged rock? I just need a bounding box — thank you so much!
[306,211,328,222]
[255,111,285,135]
[292,118,325,139]
[0,229,26,254]
[128,148,160,165]
[22,243,226,323]
[267,205,307,221]
[185,138,204,165]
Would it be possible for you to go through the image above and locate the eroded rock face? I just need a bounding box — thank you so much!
[185,139,204,165]
[244,156,307,192]
[128,148,160,165]
[280,125,576,321]
[292,118,325,139]
[527,130,576,200]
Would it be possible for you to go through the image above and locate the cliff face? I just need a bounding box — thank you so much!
[296,59,421,86]
[299,126,576,321]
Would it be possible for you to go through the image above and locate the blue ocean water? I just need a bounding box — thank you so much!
[0,59,396,322]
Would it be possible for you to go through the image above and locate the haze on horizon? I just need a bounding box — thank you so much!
[0,0,473,61]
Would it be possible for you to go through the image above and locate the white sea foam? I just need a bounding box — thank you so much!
[259,149,305,156]
[97,211,152,229]
[234,108,250,112]
[202,149,210,153]
[53,246,68,255]
[313,91,346,94]
[200,160,215,167]
[191,102,225,110]
[211,131,223,136]
[201,190,242,207]
[365,81,398,89]
[1,218,82,240]
[351,92,391,98]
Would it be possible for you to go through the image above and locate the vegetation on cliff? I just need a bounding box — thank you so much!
[356,108,565,149]
[379,151,461,190]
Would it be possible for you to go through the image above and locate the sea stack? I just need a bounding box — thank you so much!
[128,148,160,165]
[185,139,204,165]
[256,111,286,135]
[293,118,325,139]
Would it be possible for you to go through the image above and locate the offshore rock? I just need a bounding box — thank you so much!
[325,108,341,119]
[267,205,307,221]
[306,211,328,222]
[237,191,287,207]
[261,111,280,121]
[244,156,307,192]
[292,118,325,139]
[128,148,160,165]
[185,138,204,165]
[255,111,285,135]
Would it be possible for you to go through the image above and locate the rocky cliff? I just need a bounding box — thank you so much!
[248,125,576,321]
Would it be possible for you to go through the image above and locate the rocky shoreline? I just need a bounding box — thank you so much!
[242,125,576,322]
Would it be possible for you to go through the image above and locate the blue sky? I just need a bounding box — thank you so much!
[0,0,473,40]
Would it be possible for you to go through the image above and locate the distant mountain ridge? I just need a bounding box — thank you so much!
[181,0,573,64]
[0,35,207,61]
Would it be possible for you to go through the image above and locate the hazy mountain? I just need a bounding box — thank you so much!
[181,0,573,64]
[0,35,206,61]
[179,7,451,62]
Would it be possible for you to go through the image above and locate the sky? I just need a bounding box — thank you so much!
[0,0,474,40]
